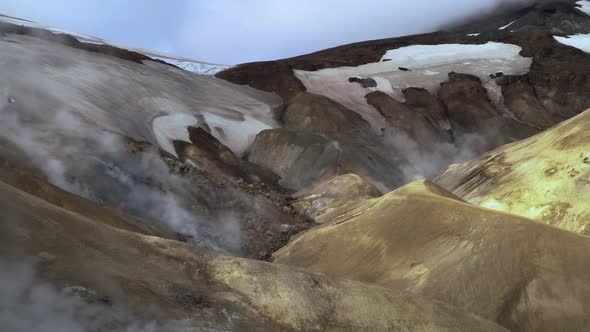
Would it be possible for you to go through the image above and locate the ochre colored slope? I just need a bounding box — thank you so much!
[0,179,505,332]
[436,109,590,234]
[274,180,590,332]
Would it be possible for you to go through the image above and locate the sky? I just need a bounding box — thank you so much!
[0,0,524,65]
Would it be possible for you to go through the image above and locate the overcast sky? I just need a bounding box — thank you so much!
[1,1,519,65]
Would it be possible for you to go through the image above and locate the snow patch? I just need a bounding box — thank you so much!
[576,0,590,15]
[202,113,273,156]
[151,57,228,75]
[152,113,273,158]
[498,20,516,30]
[554,33,590,53]
[467,33,480,37]
[294,42,532,132]
[423,70,440,76]
[153,114,197,157]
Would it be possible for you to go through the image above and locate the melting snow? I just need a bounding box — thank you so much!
[294,42,532,131]
[554,33,590,53]
[152,113,274,157]
[467,33,481,37]
[576,0,590,15]
[202,113,274,156]
[151,57,228,76]
[153,114,197,157]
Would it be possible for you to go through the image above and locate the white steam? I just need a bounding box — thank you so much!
[0,88,243,255]
[0,260,192,332]
[382,129,491,184]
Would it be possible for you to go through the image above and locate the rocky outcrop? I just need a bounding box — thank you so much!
[438,72,501,131]
[274,180,590,332]
[348,76,377,87]
[497,36,590,128]
[173,126,280,188]
[366,91,450,146]
[436,108,590,234]
[248,129,401,190]
[497,74,554,128]
[216,60,306,101]
[403,87,451,133]
[280,92,371,136]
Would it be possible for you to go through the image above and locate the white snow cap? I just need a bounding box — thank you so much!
[576,0,590,15]
[554,33,590,53]
[294,42,531,132]
[153,114,197,157]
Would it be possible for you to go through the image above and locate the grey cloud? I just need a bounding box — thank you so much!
[1,0,546,64]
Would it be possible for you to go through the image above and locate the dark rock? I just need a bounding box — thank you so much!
[438,72,498,131]
[366,91,450,146]
[490,72,504,79]
[403,87,451,133]
[348,76,377,88]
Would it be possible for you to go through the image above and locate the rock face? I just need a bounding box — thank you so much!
[366,90,450,146]
[248,91,406,190]
[174,126,280,188]
[438,72,501,131]
[436,108,590,234]
[274,180,590,332]
[0,179,507,332]
[280,92,371,135]
[248,129,400,190]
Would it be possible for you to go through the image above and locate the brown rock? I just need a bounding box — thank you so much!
[280,92,371,136]
[248,129,401,190]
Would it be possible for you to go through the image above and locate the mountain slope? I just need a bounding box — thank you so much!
[0,29,310,259]
[0,178,507,332]
[436,108,590,234]
[0,15,229,75]
[274,180,590,332]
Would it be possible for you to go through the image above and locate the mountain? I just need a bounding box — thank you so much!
[0,15,229,75]
[1,1,590,331]
[218,0,590,189]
